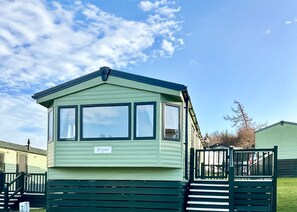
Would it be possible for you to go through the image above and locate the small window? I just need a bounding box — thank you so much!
[48,109,54,143]
[81,104,131,140]
[58,106,78,141]
[163,104,180,140]
[134,102,156,139]
[0,153,5,172]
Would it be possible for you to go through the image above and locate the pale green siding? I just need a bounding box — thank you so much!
[56,83,160,105]
[256,122,297,159]
[55,141,159,167]
[48,167,183,181]
[47,142,55,167]
[160,141,182,168]
[51,83,170,168]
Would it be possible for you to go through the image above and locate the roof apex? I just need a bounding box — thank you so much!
[32,67,187,100]
[256,120,297,133]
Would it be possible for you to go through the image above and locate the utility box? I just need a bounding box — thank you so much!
[19,201,30,212]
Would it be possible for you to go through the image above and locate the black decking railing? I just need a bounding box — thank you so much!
[233,148,275,177]
[195,148,228,179]
[190,146,278,212]
[0,172,47,212]
[3,172,25,211]
[25,173,47,193]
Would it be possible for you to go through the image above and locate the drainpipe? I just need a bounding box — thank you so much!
[184,92,189,180]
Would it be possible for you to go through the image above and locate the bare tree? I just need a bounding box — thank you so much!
[224,100,266,148]
[224,100,252,128]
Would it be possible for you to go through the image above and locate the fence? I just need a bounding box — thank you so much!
[0,172,47,211]
[190,146,278,212]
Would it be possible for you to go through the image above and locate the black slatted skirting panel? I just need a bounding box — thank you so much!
[47,180,188,212]
[22,194,45,208]
[234,180,273,212]
[278,159,297,177]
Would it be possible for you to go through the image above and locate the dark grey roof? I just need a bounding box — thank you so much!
[32,67,187,100]
[256,120,297,133]
[0,140,47,156]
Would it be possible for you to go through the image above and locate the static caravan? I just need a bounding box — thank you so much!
[33,67,203,211]
[0,140,47,173]
[256,121,297,177]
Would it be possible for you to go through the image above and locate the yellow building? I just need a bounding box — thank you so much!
[0,140,47,173]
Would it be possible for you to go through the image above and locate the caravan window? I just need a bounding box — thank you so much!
[163,104,180,140]
[58,106,78,141]
[134,102,156,139]
[48,109,54,143]
[81,104,131,140]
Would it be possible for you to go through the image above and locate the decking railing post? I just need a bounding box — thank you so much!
[189,148,195,182]
[20,172,25,194]
[273,146,278,212]
[4,183,9,212]
[0,172,4,192]
[45,172,48,209]
[229,147,234,212]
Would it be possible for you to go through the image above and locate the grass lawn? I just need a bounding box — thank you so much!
[277,177,297,211]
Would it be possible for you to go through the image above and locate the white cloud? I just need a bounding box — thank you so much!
[0,93,47,149]
[0,0,183,148]
[0,0,182,91]
[285,17,297,25]
[264,29,271,34]
[139,0,167,12]
[161,39,174,55]
[285,20,292,24]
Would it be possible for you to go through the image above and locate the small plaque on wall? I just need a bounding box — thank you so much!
[94,146,112,154]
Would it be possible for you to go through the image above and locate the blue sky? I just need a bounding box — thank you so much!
[0,0,297,149]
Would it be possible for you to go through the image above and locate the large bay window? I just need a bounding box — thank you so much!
[134,102,156,139]
[58,106,78,141]
[163,103,180,140]
[81,104,131,140]
[48,109,54,143]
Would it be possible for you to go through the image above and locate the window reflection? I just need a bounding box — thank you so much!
[164,104,180,140]
[135,103,155,138]
[59,107,76,140]
[82,104,130,139]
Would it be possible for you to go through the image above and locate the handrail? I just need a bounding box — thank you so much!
[3,172,25,211]
[6,172,24,187]
[233,148,275,152]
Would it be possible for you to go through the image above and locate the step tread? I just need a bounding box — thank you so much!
[188,201,229,205]
[189,195,229,199]
[186,207,228,211]
[191,183,229,187]
[190,189,229,193]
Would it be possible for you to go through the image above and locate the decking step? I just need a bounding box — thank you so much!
[188,201,229,205]
[186,207,228,211]
[191,183,228,187]
[189,195,228,199]
[190,189,229,193]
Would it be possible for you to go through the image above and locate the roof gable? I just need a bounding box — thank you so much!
[32,67,186,101]
[256,120,297,133]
